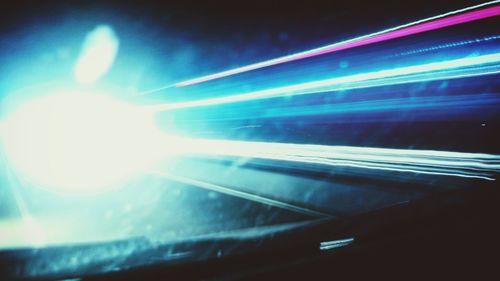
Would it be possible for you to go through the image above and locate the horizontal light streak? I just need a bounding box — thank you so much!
[159,137,500,181]
[259,93,500,119]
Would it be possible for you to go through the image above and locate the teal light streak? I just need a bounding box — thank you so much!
[149,53,500,112]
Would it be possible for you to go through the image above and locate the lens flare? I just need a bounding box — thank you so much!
[0,91,164,194]
[74,25,119,84]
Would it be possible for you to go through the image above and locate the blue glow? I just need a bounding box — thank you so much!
[259,93,500,120]
[150,53,500,111]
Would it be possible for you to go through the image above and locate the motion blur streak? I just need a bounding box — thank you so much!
[320,238,355,250]
[149,53,500,111]
[260,92,500,119]
[173,1,500,88]
[159,138,500,181]
[392,35,500,57]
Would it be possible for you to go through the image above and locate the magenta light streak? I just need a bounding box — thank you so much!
[176,5,499,87]
[291,6,500,60]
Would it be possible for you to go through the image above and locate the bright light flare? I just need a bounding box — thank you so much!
[0,91,165,194]
[74,25,119,84]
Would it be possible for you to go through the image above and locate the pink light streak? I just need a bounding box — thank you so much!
[175,4,499,87]
[292,6,500,60]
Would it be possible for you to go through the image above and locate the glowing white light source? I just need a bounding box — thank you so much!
[1,91,164,194]
[74,25,119,84]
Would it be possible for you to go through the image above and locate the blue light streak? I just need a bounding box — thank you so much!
[259,93,500,120]
[149,53,500,111]
[169,0,500,88]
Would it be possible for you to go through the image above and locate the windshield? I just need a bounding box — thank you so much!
[0,0,499,279]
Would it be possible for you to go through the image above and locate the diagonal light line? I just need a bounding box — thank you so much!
[170,1,499,88]
[320,237,355,250]
[148,53,500,111]
[150,171,333,218]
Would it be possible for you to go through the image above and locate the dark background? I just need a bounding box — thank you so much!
[0,0,489,62]
[0,0,491,88]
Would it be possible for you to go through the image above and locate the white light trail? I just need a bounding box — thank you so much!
[153,137,500,181]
